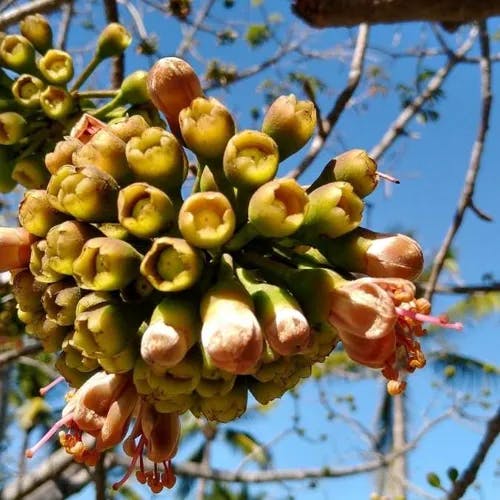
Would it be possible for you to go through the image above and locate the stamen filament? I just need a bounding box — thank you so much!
[113,435,146,490]
[26,412,74,458]
[395,307,463,330]
[40,376,66,396]
[377,170,400,184]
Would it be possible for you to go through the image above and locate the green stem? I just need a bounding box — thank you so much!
[75,89,119,99]
[191,163,203,194]
[91,92,124,119]
[225,223,258,251]
[70,55,102,92]
[236,250,294,286]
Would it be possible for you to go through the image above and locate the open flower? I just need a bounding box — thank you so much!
[328,277,462,394]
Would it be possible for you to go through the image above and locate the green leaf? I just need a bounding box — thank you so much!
[245,24,271,47]
[224,429,271,467]
[447,467,459,482]
[427,472,442,488]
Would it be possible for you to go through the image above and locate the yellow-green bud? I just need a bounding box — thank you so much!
[120,70,150,104]
[73,237,142,291]
[96,23,132,59]
[20,14,53,54]
[45,137,82,175]
[97,345,137,373]
[196,382,248,423]
[38,49,74,85]
[179,96,235,160]
[45,220,102,275]
[126,127,188,193]
[29,239,64,283]
[40,85,73,119]
[0,112,27,145]
[261,94,316,160]
[147,57,203,138]
[46,165,119,221]
[0,35,36,73]
[223,130,279,189]
[108,114,149,142]
[248,178,308,238]
[12,156,51,189]
[178,191,235,249]
[18,189,67,237]
[12,74,45,108]
[140,236,203,292]
[117,182,176,238]
[55,352,95,388]
[72,128,131,185]
[41,280,81,326]
[12,268,47,312]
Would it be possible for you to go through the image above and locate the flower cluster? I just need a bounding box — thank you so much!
[0,23,462,493]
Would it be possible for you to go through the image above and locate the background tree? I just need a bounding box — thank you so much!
[0,1,498,499]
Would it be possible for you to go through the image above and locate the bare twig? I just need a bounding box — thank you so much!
[424,22,492,303]
[0,0,67,29]
[176,0,216,58]
[56,0,74,50]
[425,282,500,294]
[287,23,370,180]
[369,28,477,162]
[0,342,42,368]
[447,406,500,500]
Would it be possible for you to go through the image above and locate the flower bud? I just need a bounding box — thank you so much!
[29,239,64,283]
[45,220,102,275]
[237,269,311,356]
[72,128,131,184]
[119,70,150,104]
[261,94,316,160]
[40,85,73,119]
[141,296,200,371]
[196,358,236,398]
[38,49,74,85]
[310,150,378,198]
[96,23,132,59]
[248,178,308,237]
[317,227,424,281]
[12,74,45,108]
[147,57,203,138]
[18,189,67,237]
[73,292,141,357]
[126,127,188,193]
[55,352,95,388]
[45,137,82,175]
[200,259,263,374]
[199,165,218,192]
[62,337,100,372]
[118,182,176,238]
[300,181,363,239]
[42,279,81,326]
[47,165,119,221]
[20,14,53,54]
[178,191,235,248]
[223,130,279,189]
[0,227,36,272]
[73,237,142,291]
[97,345,137,374]
[95,222,130,241]
[0,35,36,73]
[12,268,46,311]
[179,96,235,160]
[196,382,247,423]
[12,156,51,189]
[27,316,69,352]
[0,112,27,145]
[140,236,203,292]
[108,114,149,142]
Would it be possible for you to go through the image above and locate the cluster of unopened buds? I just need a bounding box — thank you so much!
[0,18,462,494]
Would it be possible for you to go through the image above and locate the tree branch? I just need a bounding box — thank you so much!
[0,342,42,368]
[291,0,500,28]
[447,406,500,500]
[0,0,67,29]
[424,21,492,303]
[287,23,370,179]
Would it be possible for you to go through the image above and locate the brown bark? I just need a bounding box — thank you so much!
[291,0,500,27]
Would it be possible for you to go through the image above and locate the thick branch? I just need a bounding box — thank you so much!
[291,0,500,28]
[0,0,67,29]
[447,406,500,500]
[0,342,42,368]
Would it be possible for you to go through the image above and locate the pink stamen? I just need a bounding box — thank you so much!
[377,170,400,184]
[396,307,463,331]
[25,412,74,458]
[113,435,146,490]
[40,376,66,396]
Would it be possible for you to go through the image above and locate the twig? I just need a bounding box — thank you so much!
[176,0,216,58]
[446,406,500,500]
[56,0,73,50]
[423,282,500,294]
[369,28,477,162]
[118,0,148,40]
[94,453,107,500]
[0,342,42,367]
[286,23,370,180]
[424,22,492,303]
[0,0,67,29]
